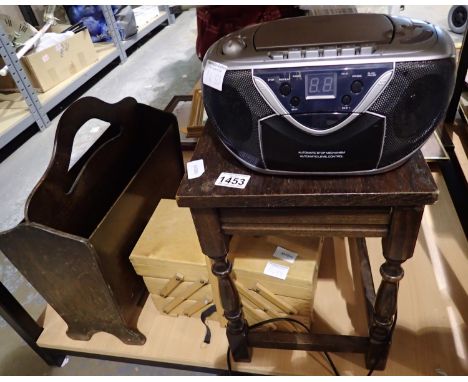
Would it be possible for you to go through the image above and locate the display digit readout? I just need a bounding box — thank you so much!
[305,73,337,99]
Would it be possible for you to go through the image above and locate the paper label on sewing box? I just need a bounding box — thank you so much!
[187,159,205,179]
[264,261,289,280]
[273,246,298,264]
[215,172,250,189]
[203,60,227,91]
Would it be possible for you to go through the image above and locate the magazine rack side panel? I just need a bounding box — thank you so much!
[0,224,145,344]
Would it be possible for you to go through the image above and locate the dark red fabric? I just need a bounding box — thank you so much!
[196,6,305,60]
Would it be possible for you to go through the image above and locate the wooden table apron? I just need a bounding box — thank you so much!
[176,123,438,370]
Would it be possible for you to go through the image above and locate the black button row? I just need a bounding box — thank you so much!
[278,80,364,107]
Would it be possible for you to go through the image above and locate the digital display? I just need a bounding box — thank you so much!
[305,73,337,100]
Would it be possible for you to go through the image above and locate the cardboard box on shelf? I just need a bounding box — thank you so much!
[0,30,98,93]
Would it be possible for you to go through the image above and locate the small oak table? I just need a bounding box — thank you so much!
[176,122,438,370]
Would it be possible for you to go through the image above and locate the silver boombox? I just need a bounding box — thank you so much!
[202,14,456,175]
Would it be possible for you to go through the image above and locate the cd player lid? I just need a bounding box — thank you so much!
[253,14,394,50]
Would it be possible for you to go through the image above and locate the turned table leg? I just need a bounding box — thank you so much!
[191,208,251,362]
[366,206,424,370]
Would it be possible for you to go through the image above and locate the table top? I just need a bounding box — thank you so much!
[176,123,438,209]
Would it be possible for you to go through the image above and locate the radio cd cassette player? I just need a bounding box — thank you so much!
[202,13,456,175]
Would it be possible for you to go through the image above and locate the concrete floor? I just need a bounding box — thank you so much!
[0,6,461,376]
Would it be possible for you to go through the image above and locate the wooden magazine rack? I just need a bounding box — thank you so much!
[0,97,184,345]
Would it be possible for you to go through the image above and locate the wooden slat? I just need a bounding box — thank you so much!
[254,283,298,315]
[150,294,212,319]
[183,296,213,317]
[242,303,277,331]
[163,279,208,314]
[144,278,213,301]
[222,223,388,237]
[235,282,269,312]
[220,208,391,225]
[159,273,184,297]
[248,331,369,353]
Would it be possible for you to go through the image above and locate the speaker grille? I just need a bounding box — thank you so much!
[203,70,274,168]
[369,58,455,168]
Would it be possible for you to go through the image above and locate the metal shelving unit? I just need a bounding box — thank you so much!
[38,44,120,112]
[123,8,171,50]
[102,5,127,63]
[0,5,174,150]
[0,111,36,148]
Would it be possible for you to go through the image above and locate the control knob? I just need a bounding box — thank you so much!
[351,80,363,94]
[279,82,291,96]
[222,36,246,56]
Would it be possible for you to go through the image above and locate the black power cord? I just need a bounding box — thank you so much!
[225,312,399,376]
[323,351,340,376]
